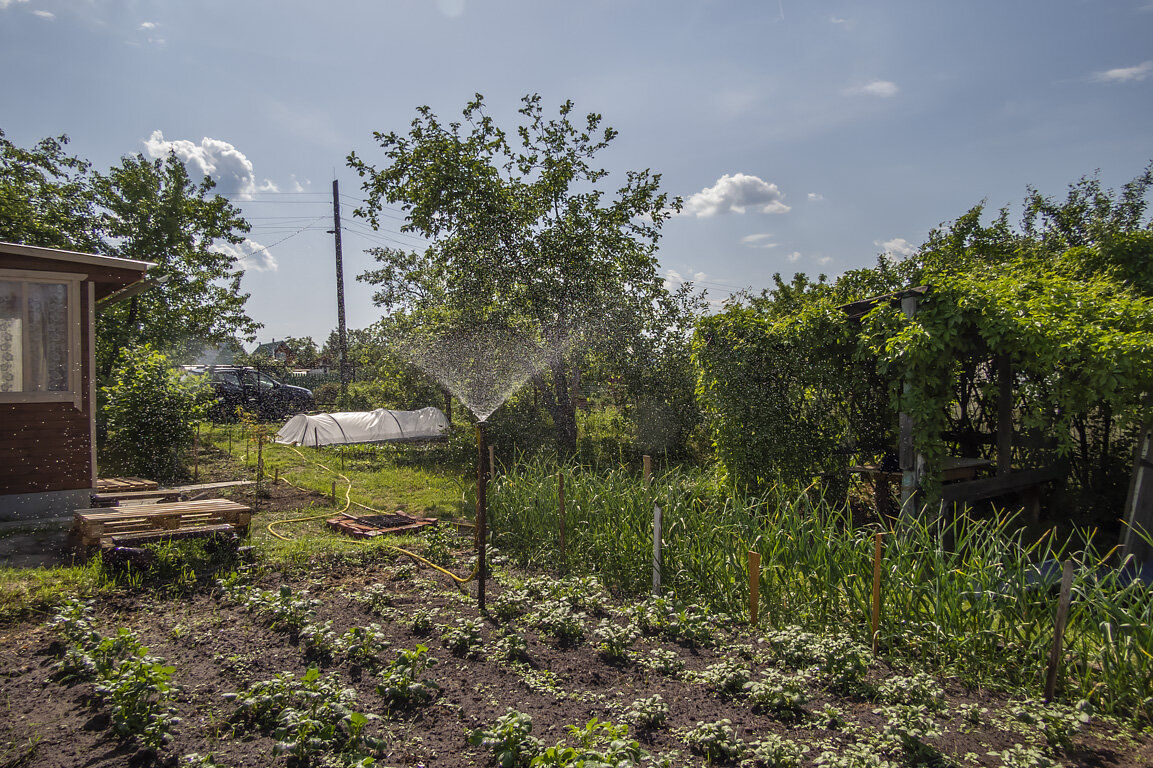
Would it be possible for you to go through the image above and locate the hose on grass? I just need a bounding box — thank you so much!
[266,444,479,585]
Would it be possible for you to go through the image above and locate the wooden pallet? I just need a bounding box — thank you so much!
[72,499,252,549]
[96,477,159,493]
[327,513,436,538]
[91,489,187,507]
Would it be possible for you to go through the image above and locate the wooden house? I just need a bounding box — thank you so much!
[0,243,149,522]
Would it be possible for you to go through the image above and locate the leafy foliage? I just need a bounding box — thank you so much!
[95,153,259,374]
[101,344,208,483]
[349,93,699,451]
[51,600,180,751]
[226,666,381,763]
[694,164,1153,510]
[376,644,440,707]
[468,708,542,768]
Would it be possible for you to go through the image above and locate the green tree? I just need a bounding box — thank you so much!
[94,153,261,376]
[281,336,321,368]
[348,94,695,451]
[0,129,101,251]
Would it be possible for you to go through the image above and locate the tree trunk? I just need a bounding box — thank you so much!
[534,360,578,454]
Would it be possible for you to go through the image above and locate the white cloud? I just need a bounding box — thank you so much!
[139,21,157,29]
[211,238,277,273]
[807,192,824,202]
[144,130,278,199]
[876,237,918,257]
[681,173,790,217]
[0,0,29,8]
[741,234,777,249]
[1092,61,1153,83]
[786,251,802,263]
[32,9,52,18]
[847,80,899,97]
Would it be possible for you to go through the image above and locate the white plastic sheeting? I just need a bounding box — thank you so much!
[274,407,449,447]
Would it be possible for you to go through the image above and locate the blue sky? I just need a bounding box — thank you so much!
[2,0,1151,345]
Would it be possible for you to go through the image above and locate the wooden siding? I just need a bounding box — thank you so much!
[0,277,95,494]
[0,402,91,493]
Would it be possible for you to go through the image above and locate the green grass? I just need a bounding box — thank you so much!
[0,557,112,623]
[202,421,469,519]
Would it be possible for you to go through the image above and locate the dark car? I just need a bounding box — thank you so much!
[189,366,314,421]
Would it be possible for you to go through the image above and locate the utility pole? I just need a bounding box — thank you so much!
[330,179,349,394]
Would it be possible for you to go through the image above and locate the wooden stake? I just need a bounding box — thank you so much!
[193,424,200,482]
[477,423,488,611]
[331,480,337,506]
[1044,560,1076,700]
[643,454,652,489]
[489,444,496,481]
[652,503,662,596]
[256,435,264,488]
[871,532,883,656]
[748,550,761,625]
[558,471,566,564]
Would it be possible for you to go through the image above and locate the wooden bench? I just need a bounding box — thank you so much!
[940,465,1065,520]
[72,499,252,549]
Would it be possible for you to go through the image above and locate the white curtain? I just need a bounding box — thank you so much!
[0,280,69,392]
[0,282,22,393]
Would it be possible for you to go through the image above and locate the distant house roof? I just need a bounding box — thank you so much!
[251,340,291,360]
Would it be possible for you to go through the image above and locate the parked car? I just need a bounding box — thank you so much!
[186,365,314,421]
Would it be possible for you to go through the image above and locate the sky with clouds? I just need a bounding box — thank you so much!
[2,0,1151,344]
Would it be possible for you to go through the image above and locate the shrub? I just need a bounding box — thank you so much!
[101,344,208,483]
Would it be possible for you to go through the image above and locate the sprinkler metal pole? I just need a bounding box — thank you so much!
[476,421,489,611]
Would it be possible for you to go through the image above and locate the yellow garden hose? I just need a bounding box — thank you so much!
[265,444,479,585]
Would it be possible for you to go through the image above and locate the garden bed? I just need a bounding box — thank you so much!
[0,543,1150,768]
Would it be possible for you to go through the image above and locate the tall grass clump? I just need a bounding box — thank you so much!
[488,459,1153,722]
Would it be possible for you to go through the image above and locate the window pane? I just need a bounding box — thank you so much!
[0,282,22,393]
[26,283,70,392]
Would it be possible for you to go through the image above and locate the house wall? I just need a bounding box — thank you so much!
[0,254,99,512]
[0,279,94,498]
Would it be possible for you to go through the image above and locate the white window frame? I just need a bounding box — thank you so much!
[0,268,84,408]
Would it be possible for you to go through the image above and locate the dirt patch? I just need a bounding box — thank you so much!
[0,548,1150,768]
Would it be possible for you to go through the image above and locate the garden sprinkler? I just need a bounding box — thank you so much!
[476,420,489,611]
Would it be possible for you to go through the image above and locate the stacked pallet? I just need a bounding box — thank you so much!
[72,499,252,549]
[95,477,159,493]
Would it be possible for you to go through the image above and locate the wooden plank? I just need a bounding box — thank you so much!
[96,477,159,492]
[103,524,239,548]
[91,490,185,507]
[167,480,254,493]
[940,466,1064,504]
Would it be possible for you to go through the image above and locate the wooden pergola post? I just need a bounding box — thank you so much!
[899,295,922,514]
[1121,412,1153,567]
[997,354,1013,476]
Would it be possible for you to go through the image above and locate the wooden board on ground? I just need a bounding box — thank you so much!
[96,477,158,493]
[72,498,252,549]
